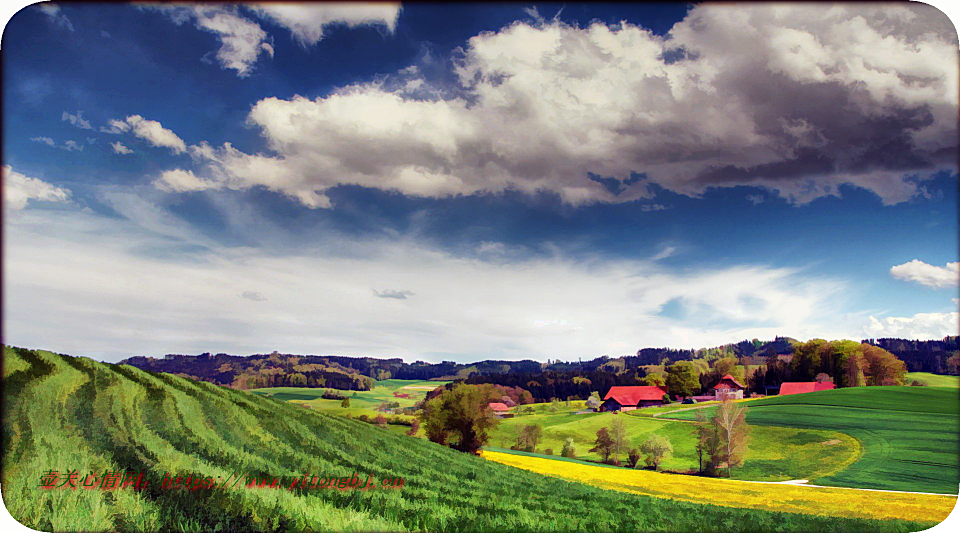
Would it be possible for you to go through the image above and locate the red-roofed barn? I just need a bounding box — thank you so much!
[778,382,835,396]
[600,386,668,412]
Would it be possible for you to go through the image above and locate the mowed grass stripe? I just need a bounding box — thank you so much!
[482,450,958,523]
[1,346,938,532]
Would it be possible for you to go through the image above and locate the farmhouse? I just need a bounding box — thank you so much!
[712,374,746,400]
[488,402,513,417]
[599,386,667,412]
[778,382,835,395]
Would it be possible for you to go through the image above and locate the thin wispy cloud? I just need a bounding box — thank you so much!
[373,289,415,300]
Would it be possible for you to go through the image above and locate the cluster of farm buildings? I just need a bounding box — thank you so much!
[486,374,836,414]
[597,375,834,412]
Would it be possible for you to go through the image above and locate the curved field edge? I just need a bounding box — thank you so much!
[661,387,960,494]
[0,346,932,532]
[482,451,958,523]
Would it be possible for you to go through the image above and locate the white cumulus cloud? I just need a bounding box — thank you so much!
[3,166,71,210]
[147,3,401,77]
[864,312,959,340]
[249,3,400,46]
[157,3,958,209]
[113,115,186,154]
[154,168,220,192]
[146,4,271,77]
[890,260,959,289]
[100,119,130,134]
[111,142,133,155]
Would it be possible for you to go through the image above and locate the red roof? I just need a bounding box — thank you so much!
[488,402,511,411]
[778,382,835,395]
[712,374,745,390]
[603,386,667,406]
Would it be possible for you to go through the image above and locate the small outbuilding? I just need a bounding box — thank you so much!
[712,374,746,400]
[488,402,513,417]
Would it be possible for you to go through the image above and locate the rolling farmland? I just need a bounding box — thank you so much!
[663,387,960,494]
[4,346,932,532]
[489,409,859,482]
[251,379,448,420]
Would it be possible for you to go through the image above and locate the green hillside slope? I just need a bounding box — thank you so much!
[905,372,959,388]
[489,410,859,482]
[663,387,960,494]
[2,347,931,532]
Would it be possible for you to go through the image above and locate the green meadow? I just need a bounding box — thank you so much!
[663,387,960,494]
[7,346,931,532]
[905,372,959,388]
[489,406,859,482]
[251,379,447,421]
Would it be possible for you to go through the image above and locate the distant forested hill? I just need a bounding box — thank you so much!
[119,335,958,391]
[119,352,378,390]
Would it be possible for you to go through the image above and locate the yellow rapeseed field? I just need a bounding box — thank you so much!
[483,451,958,522]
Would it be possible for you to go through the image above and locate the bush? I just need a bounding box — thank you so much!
[628,447,641,468]
[544,448,554,455]
[561,437,577,458]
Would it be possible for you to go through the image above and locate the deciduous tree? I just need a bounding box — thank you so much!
[590,427,615,463]
[418,383,501,453]
[641,373,666,387]
[639,434,673,470]
[666,361,700,398]
[713,398,750,477]
[610,417,628,464]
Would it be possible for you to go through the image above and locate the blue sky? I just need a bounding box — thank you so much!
[3,3,958,362]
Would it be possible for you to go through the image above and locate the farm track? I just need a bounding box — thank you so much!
[3,346,934,532]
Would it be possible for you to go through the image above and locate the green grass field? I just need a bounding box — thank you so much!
[905,372,959,388]
[251,379,447,421]
[490,407,859,482]
[663,387,960,494]
[5,346,932,532]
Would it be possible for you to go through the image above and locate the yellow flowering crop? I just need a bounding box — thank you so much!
[483,451,957,523]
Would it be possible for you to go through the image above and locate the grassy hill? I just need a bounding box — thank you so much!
[489,405,859,482]
[905,372,959,388]
[2,346,932,532]
[662,387,960,494]
[251,379,448,420]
